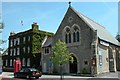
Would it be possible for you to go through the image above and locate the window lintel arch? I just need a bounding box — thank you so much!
[72,24,80,32]
[63,26,71,44]
[64,26,71,33]
[72,24,81,42]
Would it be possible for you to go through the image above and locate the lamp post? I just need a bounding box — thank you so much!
[60,64,63,80]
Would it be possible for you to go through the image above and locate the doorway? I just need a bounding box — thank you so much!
[69,55,77,73]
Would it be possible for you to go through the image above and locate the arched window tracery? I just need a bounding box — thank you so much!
[64,27,71,44]
[73,25,80,42]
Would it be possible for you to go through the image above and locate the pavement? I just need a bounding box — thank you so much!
[0,71,120,80]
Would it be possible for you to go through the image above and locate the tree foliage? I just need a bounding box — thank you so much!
[116,35,120,42]
[0,22,6,52]
[117,37,120,42]
[50,40,73,65]
[32,29,54,57]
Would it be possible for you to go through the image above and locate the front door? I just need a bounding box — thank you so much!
[69,55,77,73]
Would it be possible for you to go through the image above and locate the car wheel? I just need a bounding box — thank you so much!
[35,77,39,79]
[14,74,17,78]
[26,75,30,79]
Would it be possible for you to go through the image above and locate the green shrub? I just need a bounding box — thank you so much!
[81,68,88,74]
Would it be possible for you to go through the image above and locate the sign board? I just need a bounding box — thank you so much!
[99,51,102,66]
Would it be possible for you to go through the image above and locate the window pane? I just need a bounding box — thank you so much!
[23,47,25,53]
[23,37,26,44]
[65,34,68,43]
[73,32,76,42]
[28,36,30,41]
[17,38,20,45]
[10,49,12,56]
[10,40,13,47]
[17,48,19,55]
[6,60,8,66]
[22,58,25,66]
[27,58,30,66]
[68,33,71,43]
[28,47,30,53]
[14,48,16,56]
[47,48,49,53]
[77,31,79,42]
[10,59,12,66]
[14,39,16,46]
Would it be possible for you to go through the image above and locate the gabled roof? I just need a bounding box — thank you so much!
[70,6,119,46]
[42,36,53,48]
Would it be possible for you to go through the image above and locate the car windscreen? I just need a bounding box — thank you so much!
[29,68,38,72]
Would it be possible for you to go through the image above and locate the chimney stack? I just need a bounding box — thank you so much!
[32,22,39,30]
[10,32,15,36]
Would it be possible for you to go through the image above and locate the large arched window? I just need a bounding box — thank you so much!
[73,25,80,42]
[64,27,71,44]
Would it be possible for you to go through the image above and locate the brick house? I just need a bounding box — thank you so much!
[2,23,54,71]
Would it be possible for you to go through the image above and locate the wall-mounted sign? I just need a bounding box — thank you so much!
[99,51,102,66]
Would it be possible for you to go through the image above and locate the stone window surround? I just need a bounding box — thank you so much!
[64,26,71,43]
[63,24,81,44]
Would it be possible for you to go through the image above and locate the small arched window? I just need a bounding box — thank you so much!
[73,25,80,42]
[65,27,71,44]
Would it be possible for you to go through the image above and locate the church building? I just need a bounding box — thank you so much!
[42,4,120,75]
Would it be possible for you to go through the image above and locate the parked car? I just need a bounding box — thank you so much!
[14,68,42,79]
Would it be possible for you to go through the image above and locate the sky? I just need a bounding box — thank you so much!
[1,2,119,49]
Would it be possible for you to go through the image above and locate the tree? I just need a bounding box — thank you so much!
[0,22,6,52]
[117,37,120,42]
[116,35,120,42]
[50,40,73,80]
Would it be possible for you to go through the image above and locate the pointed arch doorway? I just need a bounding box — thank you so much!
[69,55,77,73]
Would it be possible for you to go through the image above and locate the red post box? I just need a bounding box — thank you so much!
[14,58,21,73]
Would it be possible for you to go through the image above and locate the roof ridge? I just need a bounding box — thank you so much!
[69,6,119,46]
[80,12,106,29]
[70,6,105,29]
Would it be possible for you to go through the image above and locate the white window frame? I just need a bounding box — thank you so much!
[28,36,30,41]
[23,47,25,53]
[15,38,19,45]
[10,59,12,66]
[17,48,20,55]
[28,46,30,53]
[10,40,13,47]
[10,49,12,56]
[14,39,16,46]
[5,60,8,66]
[22,58,25,66]
[27,58,30,66]
[23,37,26,44]
[14,48,16,56]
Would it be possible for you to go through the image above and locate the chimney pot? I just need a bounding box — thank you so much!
[10,32,15,36]
[32,22,39,30]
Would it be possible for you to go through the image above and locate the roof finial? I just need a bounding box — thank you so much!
[68,2,71,7]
